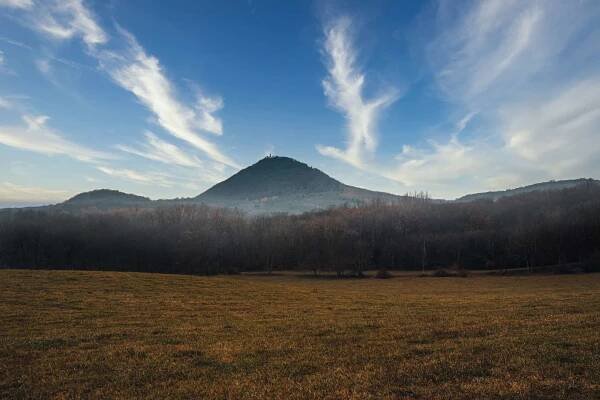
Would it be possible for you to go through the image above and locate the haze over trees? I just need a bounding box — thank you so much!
[1,180,599,275]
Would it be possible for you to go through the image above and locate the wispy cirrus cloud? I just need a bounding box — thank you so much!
[317,16,398,169]
[95,164,223,189]
[0,0,32,9]
[385,0,600,197]
[96,166,173,187]
[502,77,600,177]
[96,27,238,168]
[0,0,238,182]
[0,114,112,162]
[194,92,224,136]
[116,131,203,169]
[427,0,542,105]
[12,0,108,48]
[392,139,480,187]
[315,2,599,198]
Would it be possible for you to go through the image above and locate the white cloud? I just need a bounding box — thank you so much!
[386,132,544,198]
[96,165,221,189]
[503,77,600,176]
[194,91,224,135]
[455,111,477,135]
[96,166,173,187]
[116,131,203,168]
[425,0,600,105]
[385,0,600,198]
[0,181,67,206]
[317,16,397,168]
[35,57,50,74]
[0,35,86,72]
[0,96,11,109]
[392,138,479,187]
[0,114,111,162]
[1,0,237,179]
[10,0,108,47]
[0,0,32,9]
[96,28,238,168]
[427,0,543,104]
[0,36,33,50]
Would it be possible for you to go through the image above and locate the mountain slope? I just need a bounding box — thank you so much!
[195,156,402,214]
[198,156,344,200]
[457,178,599,202]
[62,189,151,209]
[9,157,597,215]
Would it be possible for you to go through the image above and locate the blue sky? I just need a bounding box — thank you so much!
[0,0,599,206]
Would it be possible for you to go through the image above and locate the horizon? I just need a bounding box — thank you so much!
[1,153,598,208]
[1,0,599,207]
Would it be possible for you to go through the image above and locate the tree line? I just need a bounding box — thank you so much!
[1,184,600,275]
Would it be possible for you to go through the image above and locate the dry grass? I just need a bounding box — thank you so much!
[1,270,599,399]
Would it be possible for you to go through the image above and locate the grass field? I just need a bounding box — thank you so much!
[1,270,599,399]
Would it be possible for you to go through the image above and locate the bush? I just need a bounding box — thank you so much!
[429,268,468,278]
[374,269,392,279]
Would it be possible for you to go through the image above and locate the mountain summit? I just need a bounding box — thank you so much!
[62,189,150,210]
[5,156,597,216]
[197,156,343,200]
[195,156,400,214]
[65,189,150,205]
[40,157,399,215]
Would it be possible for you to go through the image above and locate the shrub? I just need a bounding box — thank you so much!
[374,269,392,279]
[429,268,468,278]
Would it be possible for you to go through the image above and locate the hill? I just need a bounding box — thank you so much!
[457,178,599,202]
[195,156,403,214]
[62,189,151,209]
[3,157,599,215]
[38,157,402,215]
[198,156,344,199]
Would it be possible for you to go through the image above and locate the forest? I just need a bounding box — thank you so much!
[1,183,600,276]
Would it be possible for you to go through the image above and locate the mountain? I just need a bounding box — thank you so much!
[62,189,151,209]
[457,178,599,202]
[195,156,403,214]
[199,156,344,199]
[36,157,402,215]
[5,156,597,215]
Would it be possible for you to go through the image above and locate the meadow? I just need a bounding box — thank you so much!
[1,269,599,399]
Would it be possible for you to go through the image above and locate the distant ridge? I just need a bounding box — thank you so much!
[4,157,598,215]
[43,157,402,215]
[457,178,599,202]
[64,189,150,208]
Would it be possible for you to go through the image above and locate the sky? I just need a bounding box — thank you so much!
[0,0,599,206]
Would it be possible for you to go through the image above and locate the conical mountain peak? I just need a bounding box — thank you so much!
[197,156,344,200]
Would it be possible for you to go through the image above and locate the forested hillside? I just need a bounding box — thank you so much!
[457,178,598,201]
[2,182,599,275]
